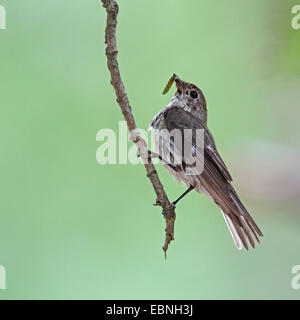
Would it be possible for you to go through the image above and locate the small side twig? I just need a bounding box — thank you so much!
[101,0,176,256]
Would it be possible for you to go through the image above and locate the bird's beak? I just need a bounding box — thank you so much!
[174,76,185,92]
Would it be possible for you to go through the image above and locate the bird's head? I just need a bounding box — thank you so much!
[163,74,207,122]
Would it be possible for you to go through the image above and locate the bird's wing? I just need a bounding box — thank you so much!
[204,128,233,182]
[163,107,262,250]
[163,106,232,180]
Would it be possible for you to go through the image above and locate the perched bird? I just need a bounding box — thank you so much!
[148,74,263,250]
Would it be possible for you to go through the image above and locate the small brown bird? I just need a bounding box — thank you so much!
[148,74,263,250]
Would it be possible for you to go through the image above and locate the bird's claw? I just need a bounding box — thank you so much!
[161,202,176,215]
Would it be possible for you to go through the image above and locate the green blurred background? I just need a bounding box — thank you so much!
[1,0,300,299]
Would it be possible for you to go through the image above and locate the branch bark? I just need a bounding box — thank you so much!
[101,0,176,256]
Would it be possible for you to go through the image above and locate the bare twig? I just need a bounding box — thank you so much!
[101,0,176,256]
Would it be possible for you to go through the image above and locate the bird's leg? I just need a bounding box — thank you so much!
[147,151,162,161]
[138,151,180,171]
[161,185,195,215]
[137,150,163,162]
[172,185,195,206]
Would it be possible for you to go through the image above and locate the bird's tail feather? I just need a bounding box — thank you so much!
[221,210,243,250]
[229,186,263,239]
[221,208,262,251]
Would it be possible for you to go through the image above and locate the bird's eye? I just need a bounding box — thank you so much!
[190,91,198,99]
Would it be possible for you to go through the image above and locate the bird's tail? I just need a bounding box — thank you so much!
[221,188,263,251]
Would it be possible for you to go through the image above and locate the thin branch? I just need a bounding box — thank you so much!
[101,0,176,256]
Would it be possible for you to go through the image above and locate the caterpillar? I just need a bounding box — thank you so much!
[162,73,177,95]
